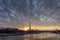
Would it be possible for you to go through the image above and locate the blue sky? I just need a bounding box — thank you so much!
[0,0,60,28]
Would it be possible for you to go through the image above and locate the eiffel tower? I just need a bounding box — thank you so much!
[29,22,31,30]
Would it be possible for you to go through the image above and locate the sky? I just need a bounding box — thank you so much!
[0,0,60,29]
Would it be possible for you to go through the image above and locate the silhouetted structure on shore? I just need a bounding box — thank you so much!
[0,23,60,36]
[0,28,60,36]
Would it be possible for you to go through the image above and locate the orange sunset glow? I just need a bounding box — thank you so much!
[18,23,60,31]
[18,26,60,31]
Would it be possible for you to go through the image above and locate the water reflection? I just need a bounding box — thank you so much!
[0,33,60,40]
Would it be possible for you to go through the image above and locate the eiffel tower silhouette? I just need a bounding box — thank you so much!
[29,22,31,30]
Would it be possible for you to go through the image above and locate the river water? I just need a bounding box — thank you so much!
[0,33,60,40]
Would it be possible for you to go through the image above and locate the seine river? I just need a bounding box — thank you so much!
[0,33,60,40]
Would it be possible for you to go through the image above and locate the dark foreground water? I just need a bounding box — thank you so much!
[0,33,60,40]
